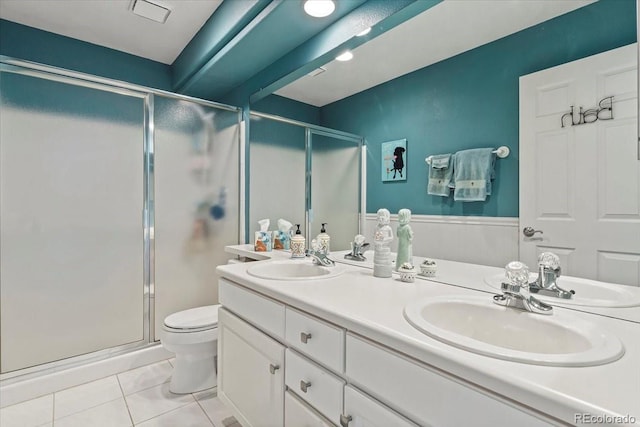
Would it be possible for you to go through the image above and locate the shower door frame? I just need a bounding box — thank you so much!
[0,56,243,382]
[248,110,366,244]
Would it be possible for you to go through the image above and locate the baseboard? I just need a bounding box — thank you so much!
[0,344,173,408]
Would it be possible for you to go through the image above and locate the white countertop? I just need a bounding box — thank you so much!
[220,245,640,425]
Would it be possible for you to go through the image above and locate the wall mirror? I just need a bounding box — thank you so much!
[269,0,639,322]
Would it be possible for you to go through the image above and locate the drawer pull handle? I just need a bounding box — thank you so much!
[300,380,311,393]
[300,332,312,343]
[340,414,353,427]
[269,364,280,374]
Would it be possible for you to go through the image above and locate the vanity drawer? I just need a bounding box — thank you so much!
[219,278,285,339]
[285,349,345,425]
[285,307,345,373]
[343,385,418,427]
[285,391,334,427]
[345,334,554,427]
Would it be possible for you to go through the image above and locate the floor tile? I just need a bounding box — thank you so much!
[0,394,53,427]
[117,361,172,396]
[54,398,132,427]
[135,402,213,427]
[194,390,235,427]
[54,376,123,420]
[125,382,194,424]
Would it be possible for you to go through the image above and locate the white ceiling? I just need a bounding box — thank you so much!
[275,0,595,107]
[0,0,222,64]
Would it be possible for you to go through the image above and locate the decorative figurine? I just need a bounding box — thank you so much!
[395,209,413,270]
[373,208,394,278]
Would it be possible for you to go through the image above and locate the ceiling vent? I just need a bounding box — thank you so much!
[308,67,327,77]
[131,0,171,23]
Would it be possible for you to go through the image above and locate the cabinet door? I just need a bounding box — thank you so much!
[342,385,418,427]
[218,308,285,427]
[285,391,334,427]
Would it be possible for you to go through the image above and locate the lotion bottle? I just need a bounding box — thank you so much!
[317,223,330,254]
[291,224,306,258]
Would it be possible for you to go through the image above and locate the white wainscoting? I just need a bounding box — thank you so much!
[364,214,519,268]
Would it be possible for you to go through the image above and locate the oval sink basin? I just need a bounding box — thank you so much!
[484,274,640,308]
[247,260,344,281]
[404,295,624,366]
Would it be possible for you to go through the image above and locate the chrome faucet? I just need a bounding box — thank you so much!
[344,234,369,262]
[307,239,335,266]
[529,252,574,299]
[493,261,553,315]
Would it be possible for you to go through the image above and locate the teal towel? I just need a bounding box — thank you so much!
[427,154,453,197]
[452,148,496,201]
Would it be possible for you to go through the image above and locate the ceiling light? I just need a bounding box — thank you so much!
[304,0,336,18]
[131,0,171,23]
[335,51,353,62]
[356,27,371,37]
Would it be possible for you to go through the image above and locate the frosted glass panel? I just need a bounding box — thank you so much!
[249,118,306,239]
[0,72,144,373]
[311,134,361,251]
[153,97,240,337]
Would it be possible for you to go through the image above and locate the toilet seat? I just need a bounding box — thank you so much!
[163,305,219,333]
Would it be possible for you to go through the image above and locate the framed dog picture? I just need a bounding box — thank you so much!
[381,139,407,182]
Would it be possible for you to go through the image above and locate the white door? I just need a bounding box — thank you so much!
[218,308,285,427]
[520,43,640,286]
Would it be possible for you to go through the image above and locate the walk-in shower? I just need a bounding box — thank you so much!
[0,58,242,383]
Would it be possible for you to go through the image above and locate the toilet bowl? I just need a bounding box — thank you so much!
[160,304,220,394]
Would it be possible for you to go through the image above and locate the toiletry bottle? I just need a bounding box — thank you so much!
[291,224,306,258]
[317,223,330,254]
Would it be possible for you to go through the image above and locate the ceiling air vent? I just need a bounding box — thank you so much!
[308,67,327,77]
[131,0,171,24]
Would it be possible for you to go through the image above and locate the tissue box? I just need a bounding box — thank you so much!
[273,230,292,250]
[254,231,272,252]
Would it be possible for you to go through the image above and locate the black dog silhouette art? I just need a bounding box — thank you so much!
[392,146,405,179]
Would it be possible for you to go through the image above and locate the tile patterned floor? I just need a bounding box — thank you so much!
[0,359,240,427]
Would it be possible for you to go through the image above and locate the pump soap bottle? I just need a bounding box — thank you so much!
[317,223,330,254]
[291,224,306,258]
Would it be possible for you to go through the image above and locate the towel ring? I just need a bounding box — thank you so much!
[425,146,510,165]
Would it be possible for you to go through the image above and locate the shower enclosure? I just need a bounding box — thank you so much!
[248,111,364,251]
[0,58,241,378]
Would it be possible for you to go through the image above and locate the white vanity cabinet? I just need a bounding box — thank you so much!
[218,308,285,427]
[218,278,559,427]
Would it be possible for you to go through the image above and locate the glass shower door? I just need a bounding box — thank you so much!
[0,70,146,373]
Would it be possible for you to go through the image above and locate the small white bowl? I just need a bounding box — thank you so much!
[398,263,417,283]
[420,260,437,277]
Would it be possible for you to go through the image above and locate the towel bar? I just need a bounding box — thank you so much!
[425,146,510,165]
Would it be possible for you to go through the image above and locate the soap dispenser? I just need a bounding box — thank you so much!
[291,224,306,258]
[317,223,330,254]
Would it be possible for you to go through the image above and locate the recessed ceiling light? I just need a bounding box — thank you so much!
[131,0,171,24]
[356,27,371,37]
[335,51,353,61]
[304,0,335,18]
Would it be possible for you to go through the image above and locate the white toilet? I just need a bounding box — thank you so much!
[160,304,220,394]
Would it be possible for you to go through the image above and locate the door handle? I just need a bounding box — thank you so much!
[300,332,312,343]
[269,364,279,374]
[340,414,353,427]
[523,227,543,238]
[300,380,311,393]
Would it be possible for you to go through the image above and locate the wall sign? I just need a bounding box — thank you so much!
[381,139,407,182]
[560,96,613,127]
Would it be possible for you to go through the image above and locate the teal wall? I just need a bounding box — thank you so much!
[0,19,172,90]
[252,94,321,125]
[320,0,637,217]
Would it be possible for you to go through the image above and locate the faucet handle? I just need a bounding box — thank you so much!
[538,252,560,271]
[504,261,530,289]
